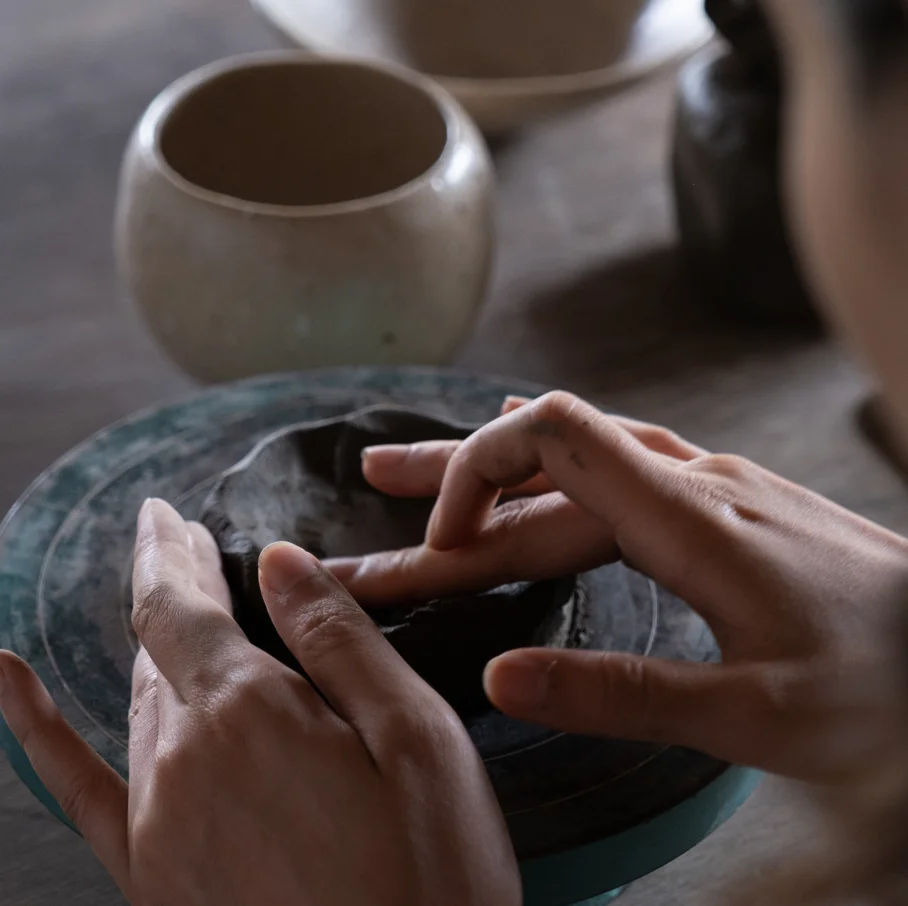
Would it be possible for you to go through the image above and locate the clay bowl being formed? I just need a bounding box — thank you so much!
[115,52,494,382]
[200,405,579,714]
[250,0,714,134]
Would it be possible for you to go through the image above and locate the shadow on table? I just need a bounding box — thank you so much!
[519,245,823,395]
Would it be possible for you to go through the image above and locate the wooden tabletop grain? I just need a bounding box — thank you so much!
[1,1,905,903]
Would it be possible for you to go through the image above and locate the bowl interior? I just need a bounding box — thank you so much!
[201,406,581,716]
[212,408,469,559]
[159,60,449,206]
[264,0,649,80]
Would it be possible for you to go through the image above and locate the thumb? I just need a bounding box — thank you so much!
[484,648,771,768]
[0,652,130,894]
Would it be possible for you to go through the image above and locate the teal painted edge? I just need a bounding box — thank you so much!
[576,887,625,905]
[520,765,763,906]
[0,712,78,833]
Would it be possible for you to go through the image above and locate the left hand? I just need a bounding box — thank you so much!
[0,499,519,906]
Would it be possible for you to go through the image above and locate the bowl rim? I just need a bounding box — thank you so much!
[215,402,481,485]
[248,0,714,103]
[134,50,482,219]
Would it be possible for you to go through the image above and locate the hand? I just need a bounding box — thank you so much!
[0,499,519,906]
[327,391,908,785]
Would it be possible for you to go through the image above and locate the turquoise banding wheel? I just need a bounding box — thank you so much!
[0,367,760,904]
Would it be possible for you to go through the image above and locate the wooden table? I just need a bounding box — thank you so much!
[1,0,905,902]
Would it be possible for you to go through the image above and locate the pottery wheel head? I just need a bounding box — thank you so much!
[2,369,729,861]
[199,405,582,715]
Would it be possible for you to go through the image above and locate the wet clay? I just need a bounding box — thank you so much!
[200,405,579,714]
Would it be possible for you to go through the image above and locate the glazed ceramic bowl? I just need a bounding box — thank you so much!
[115,52,494,382]
[250,0,713,134]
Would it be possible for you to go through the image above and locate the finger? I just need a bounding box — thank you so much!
[422,392,728,615]
[186,522,232,613]
[425,391,676,550]
[360,417,696,503]
[259,542,431,733]
[364,409,702,502]
[501,395,532,415]
[483,648,777,769]
[504,394,707,460]
[362,440,553,499]
[612,416,707,460]
[339,394,722,614]
[326,493,610,605]
[362,397,699,503]
[132,499,247,696]
[0,652,131,894]
[362,441,463,498]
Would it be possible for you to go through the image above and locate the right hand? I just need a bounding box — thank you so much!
[327,391,908,786]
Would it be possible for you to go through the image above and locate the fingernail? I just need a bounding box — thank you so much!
[484,652,553,711]
[361,445,409,468]
[503,395,525,408]
[259,542,320,595]
[137,498,164,531]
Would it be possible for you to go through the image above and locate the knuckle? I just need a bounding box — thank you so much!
[638,424,683,449]
[683,454,773,526]
[386,546,417,576]
[289,596,360,663]
[209,672,269,725]
[185,642,251,697]
[57,773,99,829]
[196,668,328,749]
[689,453,755,484]
[184,660,228,693]
[131,578,179,639]
[447,432,480,470]
[376,697,464,768]
[532,390,583,424]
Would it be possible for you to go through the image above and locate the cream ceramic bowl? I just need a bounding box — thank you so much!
[250,0,713,134]
[115,52,495,383]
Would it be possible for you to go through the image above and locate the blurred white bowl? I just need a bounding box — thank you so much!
[250,0,714,134]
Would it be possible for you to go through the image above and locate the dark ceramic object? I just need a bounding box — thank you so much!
[200,405,578,713]
[671,0,818,327]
